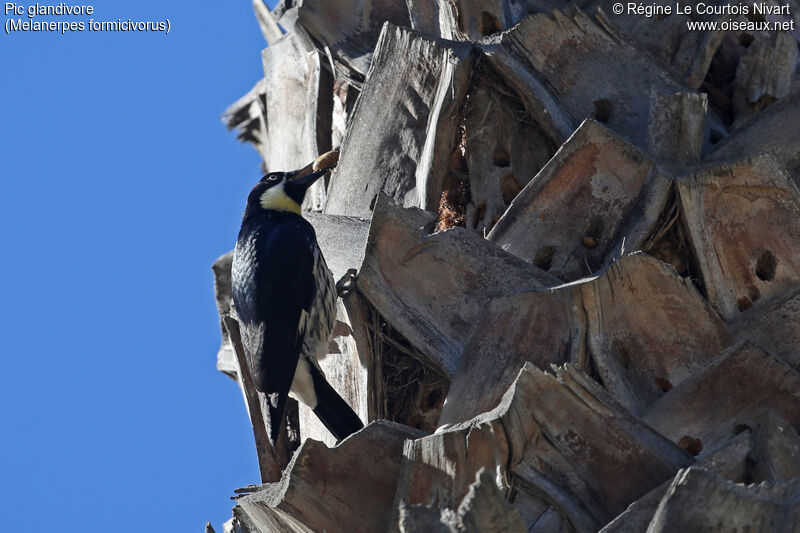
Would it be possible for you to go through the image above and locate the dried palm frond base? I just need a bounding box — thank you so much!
[362,298,449,433]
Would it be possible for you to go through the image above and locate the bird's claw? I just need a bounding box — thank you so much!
[336,268,358,297]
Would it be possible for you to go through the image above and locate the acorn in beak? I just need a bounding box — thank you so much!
[284,150,339,199]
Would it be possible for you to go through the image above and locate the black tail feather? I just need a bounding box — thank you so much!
[309,365,364,442]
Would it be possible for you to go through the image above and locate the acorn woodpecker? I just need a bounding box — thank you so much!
[232,163,364,445]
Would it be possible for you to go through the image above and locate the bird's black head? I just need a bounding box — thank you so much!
[244,167,330,217]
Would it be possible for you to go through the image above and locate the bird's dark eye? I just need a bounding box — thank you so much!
[268,174,281,182]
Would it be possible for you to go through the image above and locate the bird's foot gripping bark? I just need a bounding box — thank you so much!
[336,268,358,298]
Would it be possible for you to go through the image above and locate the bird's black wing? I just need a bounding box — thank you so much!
[232,217,316,443]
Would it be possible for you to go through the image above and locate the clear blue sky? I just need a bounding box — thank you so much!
[0,1,278,530]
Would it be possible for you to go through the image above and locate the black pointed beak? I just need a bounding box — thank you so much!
[287,167,331,190]
[283,166,333,204]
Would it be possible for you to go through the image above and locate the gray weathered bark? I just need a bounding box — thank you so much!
[356,196,556,377]
[397,363,692,532]
[324,24,473,218]
[643,341,800,453]
[234,421,424,533]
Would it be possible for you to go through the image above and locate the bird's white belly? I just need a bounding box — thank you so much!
[289,357,318,408]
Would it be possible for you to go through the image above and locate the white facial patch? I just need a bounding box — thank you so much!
[259,182,301,214]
